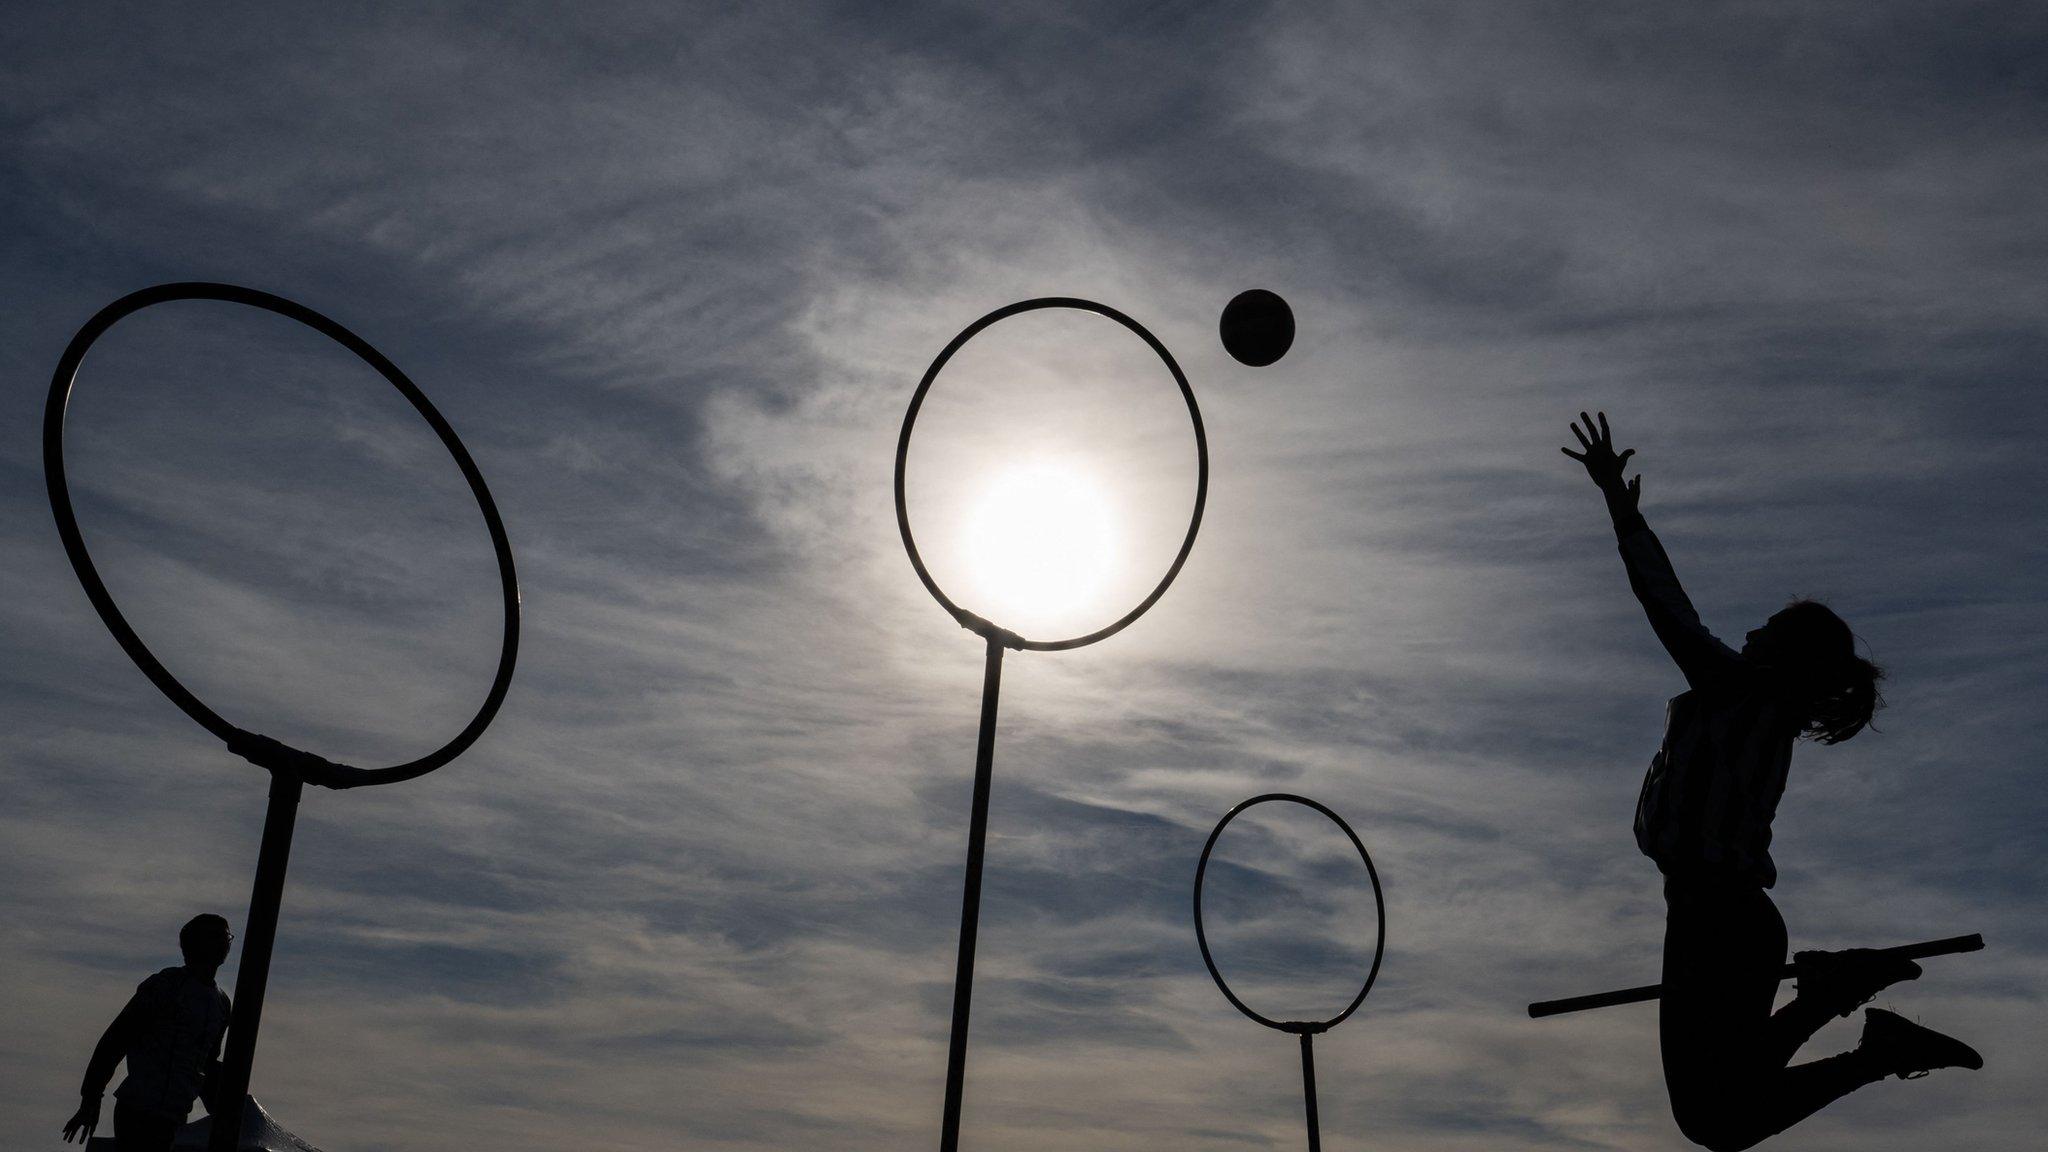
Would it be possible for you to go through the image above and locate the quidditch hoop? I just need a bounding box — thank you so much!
[894,297,1208,651]
[42,282,520,786]
[1193,793,1386,1033]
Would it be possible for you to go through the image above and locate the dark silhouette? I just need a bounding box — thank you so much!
[81,1096,327,1152]
[1219,288,1295,367]
[1562,412,1982,1151]
[64,916,234,1150]
[1528,932,1983,1017]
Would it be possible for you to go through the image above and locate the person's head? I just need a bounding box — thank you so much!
[1741,598,1884,743]
[179,914,233,969]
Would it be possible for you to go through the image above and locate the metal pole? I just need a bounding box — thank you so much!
[1299,1032,1322,1152]
[939,634,1005,1152]
[209,768,304,1152]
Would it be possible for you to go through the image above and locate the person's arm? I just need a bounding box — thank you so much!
[199,992,230,1115]
[1563,411,1740,687]
[64,988,147,1143]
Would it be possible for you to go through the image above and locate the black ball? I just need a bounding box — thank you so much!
[1219,288,1294,367]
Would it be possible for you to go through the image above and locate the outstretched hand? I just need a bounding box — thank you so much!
[1562,410,1640,510]
[62,1096,100,1144]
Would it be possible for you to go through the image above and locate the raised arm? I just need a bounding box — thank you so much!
[1563,411,1739,688]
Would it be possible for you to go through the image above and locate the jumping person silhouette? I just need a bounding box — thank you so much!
[63,915,234,1150]
[1563,412,1981,1151]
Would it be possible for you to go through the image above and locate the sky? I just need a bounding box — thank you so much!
[2,3,2044,1149]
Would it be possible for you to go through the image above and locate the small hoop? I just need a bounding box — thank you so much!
[42,282,521,786]
[1192,793,1386,1033]
[893,297,1207,651]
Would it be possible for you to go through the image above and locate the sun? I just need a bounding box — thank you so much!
[964,461,1117,630]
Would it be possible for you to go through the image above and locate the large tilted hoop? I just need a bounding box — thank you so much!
[42,282,520,785]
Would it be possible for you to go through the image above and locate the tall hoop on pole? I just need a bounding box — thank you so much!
[896,298,1207,1150]
[43,282,520,1152]
[1193,794,1386,1151]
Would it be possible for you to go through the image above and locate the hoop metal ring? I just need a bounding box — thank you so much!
[1192,793,1386,1034]
[42,282,521,786]
[893,297,1208,651]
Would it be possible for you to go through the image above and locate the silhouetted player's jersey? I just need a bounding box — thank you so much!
[113,966,231,1120]
[1614,516,1799,887]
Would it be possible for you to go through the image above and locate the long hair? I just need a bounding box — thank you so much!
[1772,599,1885,744]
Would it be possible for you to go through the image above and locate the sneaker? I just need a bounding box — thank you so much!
[1795,948,1922,1018]
[1859,1008,1984,1079]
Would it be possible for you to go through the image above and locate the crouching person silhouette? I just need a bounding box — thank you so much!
[1563,413,1981,1151]
[63,915,234,1150]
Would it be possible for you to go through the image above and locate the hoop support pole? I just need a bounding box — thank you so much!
[939,634,1005,1152]
[208,769,305,1152]
[1299,1031,1322,1152]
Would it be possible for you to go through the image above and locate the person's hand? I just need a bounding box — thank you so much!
[200,1059,225,1116]
[62,1095,101,1144]
[1561,410,1640,508]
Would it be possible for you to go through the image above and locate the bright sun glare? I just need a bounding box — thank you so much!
[965,462,1117,629]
